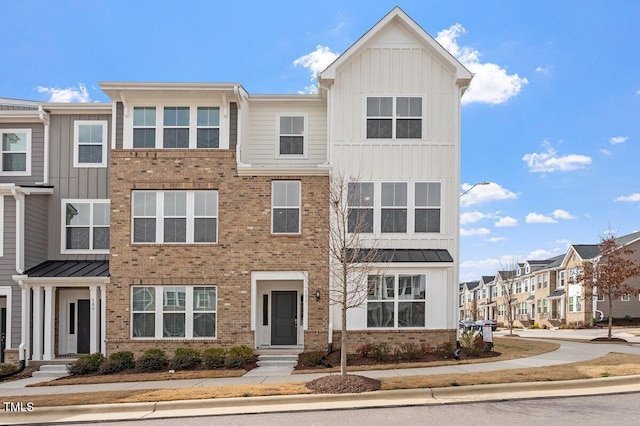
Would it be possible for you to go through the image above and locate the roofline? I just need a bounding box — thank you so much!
[100,81,246,92]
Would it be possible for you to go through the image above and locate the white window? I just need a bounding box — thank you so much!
[163,107,190,148]
[381,182,407,233]
[367,274,426,328]
[347,182,374,233]
[498,304,506,316]
[197,107,220,148]
[596,294,605,302]
[272,181,300,234]
[415,182,441,233]
[0,129,31,175]
[61,199,110,253]
[132,286,217,339]
[569,296,582,312]
[276,114,306,156]
[559,271,565,287]
[366,96,422,139]
[491,286,498,298]
[74,121,107,167]
[622,294,630,302]
[133,107,156,148]
[515,281,522,294]
[132,191,218,244]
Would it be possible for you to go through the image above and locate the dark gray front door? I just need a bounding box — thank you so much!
[77,300,90,354]
[271,291,297,345]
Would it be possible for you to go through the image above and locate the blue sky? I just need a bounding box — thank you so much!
[2,1,639,281]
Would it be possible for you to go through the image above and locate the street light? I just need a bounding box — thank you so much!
[460,181,490,197]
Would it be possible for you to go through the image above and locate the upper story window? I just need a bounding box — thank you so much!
[1,129,31,175]
[366,96,422,139]
[381,182,407,233]
[347,182,374,233]
[74,121,107,168]
[415,182,441,233]
[559,270,565,287]
[277,114,306,156]
[62,199,110,254]
[271,181,300,234]
[132,106,222,149]
[132,191,218,244]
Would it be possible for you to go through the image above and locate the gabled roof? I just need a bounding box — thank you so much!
[615,230,640,247]
[460,280,480,291]
[572,244,601,260]
[319,7,472,85]
[481,275,495,284]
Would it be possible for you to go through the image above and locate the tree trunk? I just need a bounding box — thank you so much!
[341,304,347,376]
[608,296,613,340]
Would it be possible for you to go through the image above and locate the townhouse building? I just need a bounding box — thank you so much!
[1,7,472,364]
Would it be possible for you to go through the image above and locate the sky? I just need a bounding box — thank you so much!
[1,1,639,282]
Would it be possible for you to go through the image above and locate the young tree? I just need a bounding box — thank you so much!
[327,173,383,376]
[578,236,640,339]
[497,265,518,335]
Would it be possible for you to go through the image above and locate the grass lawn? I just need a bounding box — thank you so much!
[9,338,640,407]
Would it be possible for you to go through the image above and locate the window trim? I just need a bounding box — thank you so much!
[73,120,108,168]
[364,95,424,140]
[0,129,32,176]
[131,190,219,244]
[131,285,218,340]
[60,199,110,254]
[275,113,308,159]
[271,181,301,235]
[366,273,427,329]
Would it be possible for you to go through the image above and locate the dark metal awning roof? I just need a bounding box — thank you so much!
[526,294,536,302]
[24,260,109,278]
[347,249,453,263]
[546,289,566,300]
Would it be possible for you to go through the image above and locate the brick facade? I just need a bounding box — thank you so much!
[107,149,329,355]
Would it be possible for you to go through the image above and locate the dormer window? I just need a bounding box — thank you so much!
[525,264,531,274]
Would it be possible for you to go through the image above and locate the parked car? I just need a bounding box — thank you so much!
[475,319,497,331]
[458,320,477,330]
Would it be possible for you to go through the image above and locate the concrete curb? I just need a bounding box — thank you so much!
[4,375,640,424]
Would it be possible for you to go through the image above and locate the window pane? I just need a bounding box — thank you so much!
[193,287,216,311]
[196,129,219,148]
[132,313,155,337]
[415,209,440,233]
[194,192,217,216]
[367,97,392,116]
[133,107,155,126]
[163,313,186,337]
[133,218,156,242]
[134,192,156,216]
[348,208,373,233]
[381,209,407,233]
[286,181,300,206]
[397,119,422,139]
[381,183,406,207]
[396,97,422,117]
[273,208,299,233]
[193,313,216,337]
[133,287,155,311]
[78,124,103,143]
[347,182,374,207]
[66,228,90,250]
[367,302,394,327]
[398,302,425,327]
[93,203,109,226]
[163,288,186,311]
[3,153,26,171]
[279,136,304,155]
[133,129,156,148]
[194,218,217,242]
[164,218,187,242]
[398,275,425,300]
[197,107,219,127]
[2,132,27,151]
[366,119,392,138]
[163,129,189,148]
[93,227,110,250]
[164,107,189,126]
[78,125,91,142]
[66,203,90,225]
[78,145,102,163]
[164,192,187,216]
[416,182,440,207]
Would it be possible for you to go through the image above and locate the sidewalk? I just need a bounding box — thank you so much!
[2,337,640,424]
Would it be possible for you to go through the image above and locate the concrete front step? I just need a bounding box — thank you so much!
[256,354,298,368]
[32,364,70,378]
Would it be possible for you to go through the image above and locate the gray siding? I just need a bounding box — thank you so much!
[0,123,45,185]
[24,194,48,270]
[1,197,20,347]
[230,102,237,150]
[47,113,111,260]
[116,102,123,150]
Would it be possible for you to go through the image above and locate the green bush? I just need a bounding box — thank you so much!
[371,342,390,362]
[98,351,135,374]
[224,345,254,368]
[202,347,226,369]
[303,351,324,367]
[136,348,167,372]
[67,352,105,375]
[170,348,202,370]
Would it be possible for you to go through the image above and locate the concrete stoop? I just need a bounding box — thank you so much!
[32,364,69,379]
[256,354,299,369]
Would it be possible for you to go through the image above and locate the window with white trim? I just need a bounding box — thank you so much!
[131,286,217,339]
[271,181,300,234]
[568,296,582,312]
[559,270,565,287]
[0,129,31,175]
[381,182,407,233]
[132,191,218,244]
[415,182,441,233]
[74,121,107,167]
[515,281,522,294]
[367,274,426,328]
[133,107,156,148]
[498,304,507,316]
[347,182,374,233]
[62,199,110,253]
[277,115,306,156]
[596,294,605,302]
[366,96,422,139]
[197,107,220,148]
[622,294,630,302]
[163,107,190,148]
[491,286,498,298]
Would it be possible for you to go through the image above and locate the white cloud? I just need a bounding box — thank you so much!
[525,212,557,224]
[487,236,506,243]
[552,209,575,220]
[615,193,640,202]
[436,24,528,106]
[528,248,554,259]
[37,83,90,102]
[460,227,491,237]
[609,136,629,145]
[599,149,612,156]
[522,146,591,173]
[460,211,498,225]
[460,182,517,207]
[535,65,553,75]
[293,45,339,94]
[495,216,517,227]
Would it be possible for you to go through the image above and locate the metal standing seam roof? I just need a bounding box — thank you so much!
[347,249,453,263]
[24,260,109,278]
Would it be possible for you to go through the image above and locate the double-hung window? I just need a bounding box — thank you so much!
[197,107,220,148]
[133,107,156,148]
[277,115,306,156]
[163,107,190,148]
[381,182,407,233]
[366,96,422,139]
[74,121,107,167]
[415,182,441,233]
[132,191,218,244]
[132,286,217,339]
[1,129,30,175]
[271,181,300,234]
[347,182,374,233]
[62,199,110,253]
[367,274,426,328]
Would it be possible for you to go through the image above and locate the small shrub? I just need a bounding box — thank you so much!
[99,351,135,374]
[356,343,373,358]
[136,348,167,372]
[170,348,201,370]
[371,342,390,362]
[202,347,226,369]
[0,363,18,375]
[434,341,455,359]
[67,352,105,376]
[420,343,434,355]
[224,345,254,368]
[624,315,633,323]
[399,342,422,361]
[459,328,476,349]
[303,352,324,367]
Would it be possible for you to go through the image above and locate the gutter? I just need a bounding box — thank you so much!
[37,106,50,185]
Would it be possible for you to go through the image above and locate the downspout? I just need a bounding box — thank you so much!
[37,106,50,185]
[234,86,249,167]
[11,189,25,274]
[17,280,29,368]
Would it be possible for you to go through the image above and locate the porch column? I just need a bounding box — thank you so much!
[100,284,106,355]
[89,285,99,354]
[560,298,565,319]
[43,286,55,360]
[31,286,43,361]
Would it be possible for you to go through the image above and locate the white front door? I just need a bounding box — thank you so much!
[58,289,90,355]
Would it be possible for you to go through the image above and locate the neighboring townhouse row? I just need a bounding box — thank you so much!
[459,231,640,328]
[0,7,473,365]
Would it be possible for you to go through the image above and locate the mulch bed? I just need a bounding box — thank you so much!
[591,337,628,342]
[306,374,381,394]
